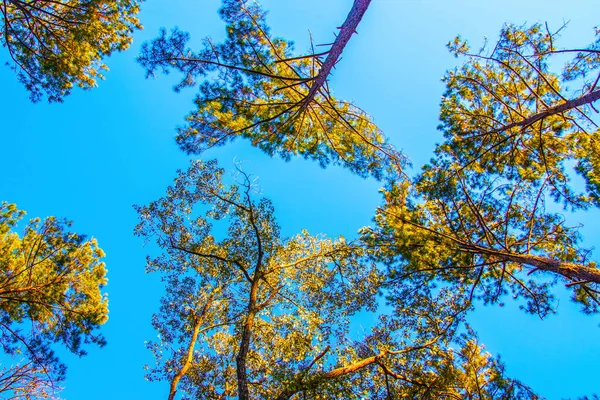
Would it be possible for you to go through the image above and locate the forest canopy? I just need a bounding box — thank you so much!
[132,0,600,398]
[0,0,598,399]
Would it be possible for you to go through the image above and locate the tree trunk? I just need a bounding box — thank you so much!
[235,284,258,400]
[168,300,212,400]
[461,243,600,284]
[275,352,384,400]
[303,0,372,106]
[489,89,600,134]
[501,253,600,284]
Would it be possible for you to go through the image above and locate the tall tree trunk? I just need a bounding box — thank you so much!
[489,89,600,135]
[303,0,372,105]
[460,243,600,284]
[235,282,259,400]
[501,253,600,284]
[235,194,265,400]
[275,352,385,400]
[168,299,212,400]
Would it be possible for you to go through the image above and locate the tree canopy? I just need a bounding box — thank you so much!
[135,159,536,399]
[0,203,108,398]
[0,0,142,102]
[363,23,600,322]
[136,3,600,397]
[138,0,403,180]
[2,0,599,398]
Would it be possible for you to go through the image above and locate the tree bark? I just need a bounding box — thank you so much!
[461,243,600,284]
[501,253,600,284]
[167,300,212,400]
[489,89,600,135]
[236,199,264,400]
[235,285,258,400]
[303,0,372,106]
[275,352,385,400]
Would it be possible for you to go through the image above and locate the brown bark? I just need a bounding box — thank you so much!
[167,299,213,400]
[302,0,372,106]
[489,89,600,135]
[460,243,600,284]
[500,253,600,284]
[236,198,264,400]
[235,284,258,400]
[167,318,202,400]
[274,352,385,400]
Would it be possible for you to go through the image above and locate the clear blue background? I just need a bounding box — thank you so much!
[0,0,598,398]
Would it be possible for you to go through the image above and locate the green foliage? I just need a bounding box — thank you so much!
[321,331,538,399]
[441,23,600,208]
[363,25,600,324]
[134,1,600,397]
[1,0,142,102]
[135,159,383,398]
[362,23,600,320]
[138,0,403,180]
[0,202,108,397]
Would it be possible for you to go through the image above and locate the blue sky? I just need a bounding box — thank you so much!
[1,0,599,398]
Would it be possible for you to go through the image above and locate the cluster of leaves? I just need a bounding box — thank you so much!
[0,203,108,397]
[441,23,600,207]
[138,0,403,180]
[0,0,142,101]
